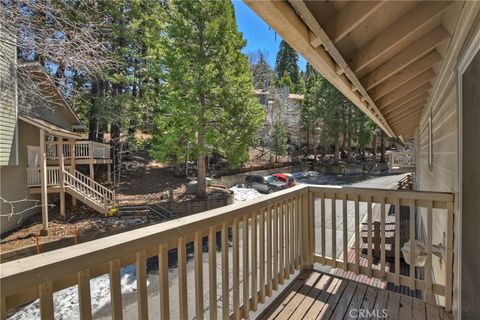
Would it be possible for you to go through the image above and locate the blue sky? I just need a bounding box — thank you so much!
[232,0,307,71]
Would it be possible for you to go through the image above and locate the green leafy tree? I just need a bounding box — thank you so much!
[275,40,302,93]
[152,0,264,198]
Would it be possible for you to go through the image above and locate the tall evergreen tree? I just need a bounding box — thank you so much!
[275,40,301,93]
[152,0,264,198]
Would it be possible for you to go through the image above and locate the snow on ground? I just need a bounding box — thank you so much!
[8,264,148,320]
[229,186,264,202]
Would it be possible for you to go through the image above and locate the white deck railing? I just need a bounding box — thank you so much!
[389,151,416,170]
[26,166,71,187]
[45,141,111,160]
[0,185,454,319]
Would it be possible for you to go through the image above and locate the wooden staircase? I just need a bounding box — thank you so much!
[63,169,115,215]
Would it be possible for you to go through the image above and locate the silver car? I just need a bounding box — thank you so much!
[245,175,288,193]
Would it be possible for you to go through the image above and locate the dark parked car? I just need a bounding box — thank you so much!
[245,175,288,193]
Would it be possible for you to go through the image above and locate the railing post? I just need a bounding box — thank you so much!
[88,142,94,179]
[308,188,315,267]
[39,129,49,235]
[59,138,65,217]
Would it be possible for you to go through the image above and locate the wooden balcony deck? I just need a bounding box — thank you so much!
[260,269,452,320]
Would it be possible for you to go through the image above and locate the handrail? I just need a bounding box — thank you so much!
[45,140,111,159]
[26,166,71,186]
[63,170,106,201]
[0,185,455,318]
[72,169,114,201]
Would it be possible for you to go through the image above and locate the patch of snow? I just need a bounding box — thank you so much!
[8,264,148,320]
[229,186,264,202]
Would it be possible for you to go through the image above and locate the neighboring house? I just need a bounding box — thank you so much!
[254,86,305,146]
[0,32,113,235]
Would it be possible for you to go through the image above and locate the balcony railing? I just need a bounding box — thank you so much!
[389,151,416,170]
[45,140,111,160]
[26,166,71,187]
[0,185,454,319]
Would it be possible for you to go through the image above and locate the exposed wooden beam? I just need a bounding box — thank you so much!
[348,1,452,73]
[309,30,321,48]
[286,0,395,136]
[393,122,421,135]
[379,86,431,113]
[385,100,426,122]
[369,51,442,100]
[376,69,435,107]
[361,27,450,90]
[384,94,428,117]
[323,1,386,44]
[391,111,425,130]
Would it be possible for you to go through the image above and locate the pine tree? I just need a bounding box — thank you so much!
[275,40,302,93]
[152,0,264,198]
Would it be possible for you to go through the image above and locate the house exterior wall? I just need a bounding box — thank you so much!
[0,25,18,166]
[416,5,480,317]
[0,121,41,234]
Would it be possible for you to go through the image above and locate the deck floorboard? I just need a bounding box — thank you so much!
[257,270,452,320]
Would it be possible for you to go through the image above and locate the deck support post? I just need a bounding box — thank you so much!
[59,137,65,217]
[88,143,94,179]
[70,139,76,206]
[39,129,49,235]
[107,163,111,183]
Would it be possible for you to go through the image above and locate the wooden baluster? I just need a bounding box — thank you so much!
[251,211,258,311]
[109,259,123,320]
[380,198,386,279]
[332,194,337,267]
[294,196,300,269]
[289,198,295,274]
[1,297,6,320]
[38,281,54,320]
[284,200,290,279]
[278,202,284,284]
[221,223,229,319]
[208,227,217,320]
[259,209,266,303]
[193,232,203,320]
[308,190,315,267]
[445,201,454,312]
[394,198,401,286]
[273,203,279,290]
[266,207,273,296]
[409,199,416,290]
[320,192,326,265]
[302,193,308,266]
[136,250,148,320]
[426,201,433,302]
[355,195,360,274]
[178,237,188,320]
[342,197,348,271]
[242,215,249,317]
[158,244,170,320]
[194,232,204,320]
[367,196,373,277]
[77,270,92,320]
[233,220,240,320]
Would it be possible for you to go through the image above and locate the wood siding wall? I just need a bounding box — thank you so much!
[0,26,17,166]
[416,6,480,317]
[0,121,41,234]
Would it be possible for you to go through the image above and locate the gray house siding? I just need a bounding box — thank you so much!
[0,121,41,234]
[0,25,18,166]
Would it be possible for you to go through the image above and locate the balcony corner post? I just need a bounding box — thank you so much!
[39,128,49,235]
[59,138,65,217]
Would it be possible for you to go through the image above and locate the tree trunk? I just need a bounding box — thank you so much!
[88,79,98,141]
[197,95,207,199]
[372,133,378,159]
[380,131,386,163]
[334,134,341,165]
